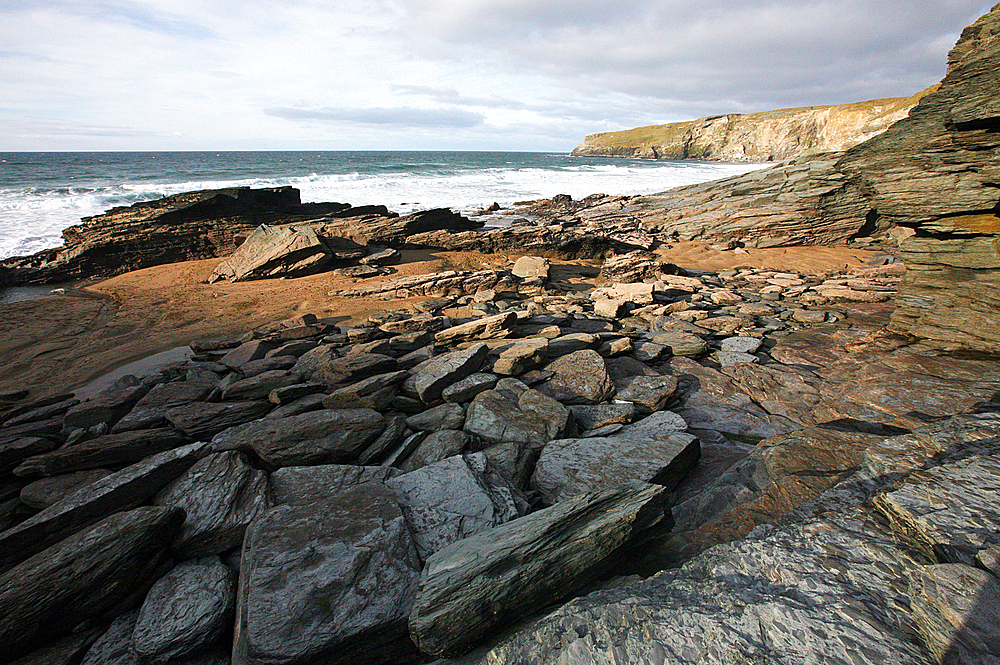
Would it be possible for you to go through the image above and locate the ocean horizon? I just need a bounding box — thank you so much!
[0,151,764,261]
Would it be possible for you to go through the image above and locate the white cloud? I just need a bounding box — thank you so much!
[0,0,993,150]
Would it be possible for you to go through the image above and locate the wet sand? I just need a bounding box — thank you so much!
[0,243,885,401]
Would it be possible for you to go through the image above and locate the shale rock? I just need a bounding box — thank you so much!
[0,443,206,570]
[536,350,615,405]
[209,224,331,283]
[411,343,489,403]
[64,375,149,431]
[132,556,235,663]
[153,451,270,557]
[464,378,572,445]
[13,428,188,477]
[532,433,700,504]
[166,401,271,440]
[233,483,421,665]
[0,506,184,661]
[409,482,671,656]
[269,464,401,505]
[19,468,113,510]
[211,408,386,468]
[385,453,523,562]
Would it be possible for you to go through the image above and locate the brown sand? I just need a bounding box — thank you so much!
[0,243,883,401]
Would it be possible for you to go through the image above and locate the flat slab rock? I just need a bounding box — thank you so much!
[211,408,386,468]
[13,428,188,477]
[0,443,207,571]
[153,451,271,557]
[234,483,421,665]
[408,481,671,657]
[385,453,524,562]
[0,506,184,661]
[531,432,700,505]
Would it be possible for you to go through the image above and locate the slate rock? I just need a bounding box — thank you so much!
[3,396,79,427]
[720,336,763,354]
[537,350,615,405]
[166,401,272,440]
[132,557,235,663]
[406,403,466,432]
[233,483,421,665]
[12,428,189,478]
[434,312,516,344]
[400,430,469,472]
[313,353,398,385]
[492,339,548,376]
[19,468,113,510]
[0,506,184,661]
[114,373,217,432]
[212,408,385,468]
[532,433,699,504]
[209,224,331,283]
[546,332,598,357]
[411,343,489,403]
[80,611,140,665]
[65,375,150,431]
[322,370,408,410]
[614,375,678,414]
[153,451,270,557]
[569,402,637,431]
[357,414,408,465]
[220,370,301,401]
[0,437,60,475]
[909,563,1000,663]
[0,443,206,570]
[464,378,572,445]
[268,382,326,405]
[269,464,401,505]
[408,482,671,656]
[615,409,689,437]
[387,453,524,562]
[648,331,708,357]
[441,373,498,403]
[220,340,276,370]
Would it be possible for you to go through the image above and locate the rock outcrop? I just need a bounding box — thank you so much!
[571,88,931,162]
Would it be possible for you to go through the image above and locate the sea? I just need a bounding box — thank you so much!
[0,151,764,262]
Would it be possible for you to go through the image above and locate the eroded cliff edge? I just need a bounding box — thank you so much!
[571,88,932,162]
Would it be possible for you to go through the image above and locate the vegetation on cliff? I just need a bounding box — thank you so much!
[571,87,935,162]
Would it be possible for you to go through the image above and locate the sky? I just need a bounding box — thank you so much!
[0,0,994,152]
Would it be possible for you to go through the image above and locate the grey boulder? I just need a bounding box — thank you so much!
[154,451,270,557]
[408,482,671,657]
[132,556,235,663]
[531,433,700,504]
[233,483,421,665]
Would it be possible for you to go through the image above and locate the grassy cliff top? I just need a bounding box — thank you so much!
[575,86,938,153]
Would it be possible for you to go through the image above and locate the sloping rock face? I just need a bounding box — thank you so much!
[843,9,1000,351]
[571,90,929,162]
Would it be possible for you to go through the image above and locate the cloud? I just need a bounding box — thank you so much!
[3,0,216,39]
[398,0,995,111]
[264,106,485,128]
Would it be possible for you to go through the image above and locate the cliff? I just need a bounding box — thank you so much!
[571,88,934,162]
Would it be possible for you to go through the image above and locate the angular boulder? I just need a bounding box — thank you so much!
[385,453,523,561]
[0,443,206,570]
[153,451,271,557]
[208,224,331,283]
[211,408,385,468]
[532,433,700,504]
[537,350,615,405]
[132,556,235,663]
[0,506,184,661]
[408,482,671,656]
[233,483,421,665]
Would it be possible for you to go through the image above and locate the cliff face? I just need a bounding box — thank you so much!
[838,7,1000,351]
[571,89,932,163]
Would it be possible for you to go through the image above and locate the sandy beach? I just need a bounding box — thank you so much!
[0,242,883,401]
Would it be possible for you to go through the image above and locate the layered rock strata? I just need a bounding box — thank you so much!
[571,89,930,162]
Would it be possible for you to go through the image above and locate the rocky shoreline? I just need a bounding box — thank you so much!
[0,5,999,665]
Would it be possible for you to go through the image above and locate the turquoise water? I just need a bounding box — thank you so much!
[0,151,763,260]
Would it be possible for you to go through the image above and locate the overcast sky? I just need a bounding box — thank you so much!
[0,1,993,151]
